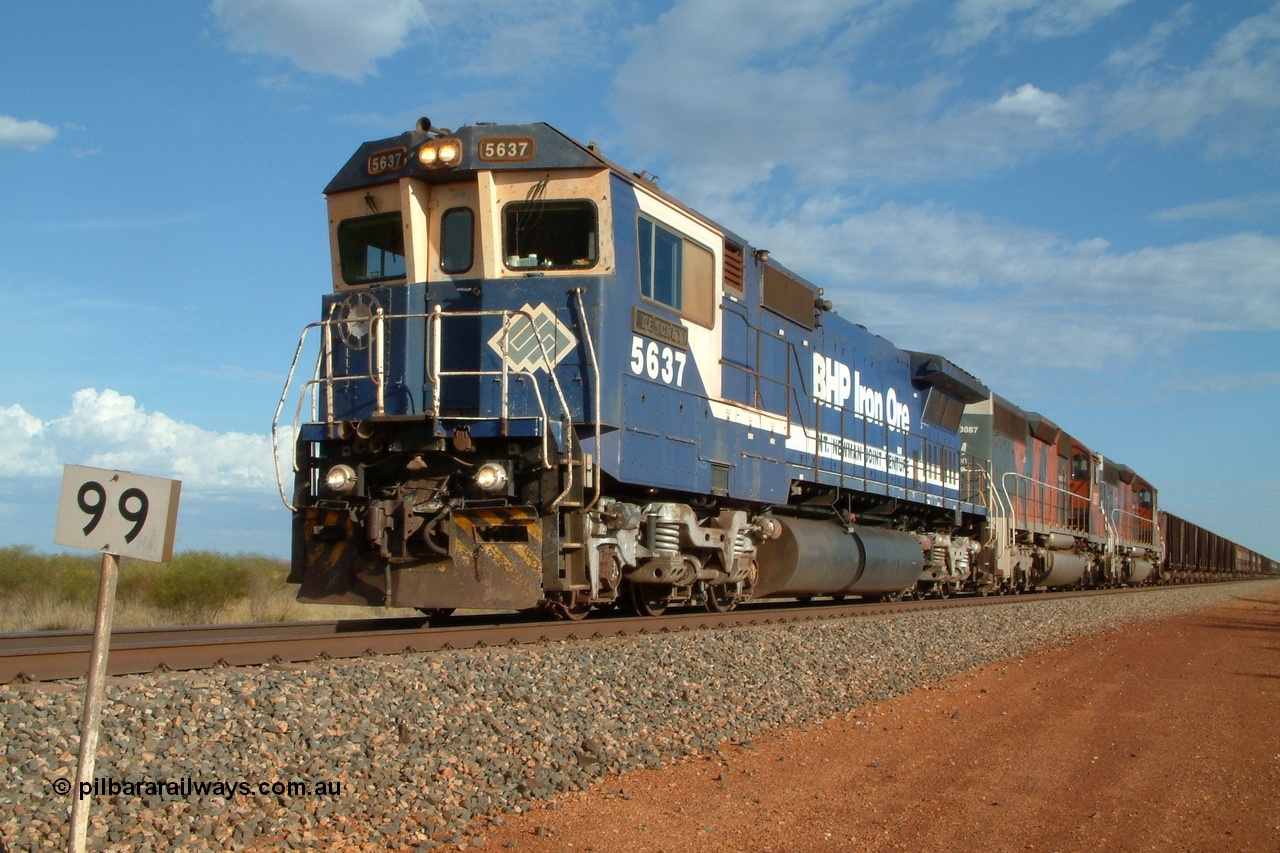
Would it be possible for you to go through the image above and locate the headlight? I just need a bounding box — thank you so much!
[474,462,508,493]
[417,138,461,168]
[325,464,358,494]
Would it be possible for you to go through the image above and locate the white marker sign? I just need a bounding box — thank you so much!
[54,465,181,562]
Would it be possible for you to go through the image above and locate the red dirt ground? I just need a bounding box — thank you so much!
[473,585,1280,852]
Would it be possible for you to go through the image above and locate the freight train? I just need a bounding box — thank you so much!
[274,119,1276,618]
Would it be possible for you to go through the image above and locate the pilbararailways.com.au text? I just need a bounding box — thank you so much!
[54,775,344,801]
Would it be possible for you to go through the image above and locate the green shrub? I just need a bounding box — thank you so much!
[146,551,251,622]
[242,555,297,621]
[0,545,42,595]
[115,561,160,603]
[53,560,101,606]
[0,546,102,603]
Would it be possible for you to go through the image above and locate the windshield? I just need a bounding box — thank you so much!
[338,213,406,284]
[503,200,597,270]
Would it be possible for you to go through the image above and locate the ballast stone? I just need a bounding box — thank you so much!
[0,582,1272,851]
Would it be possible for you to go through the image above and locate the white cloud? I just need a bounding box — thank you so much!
[0,405,59,477]
[1020,0,1134,38]
[0,389,278,496]
[1099,4,1280,154]
[611,2,1280,199]
[1107,4,1193,71]
[210,0,616,95]
[1154,191,1280,223]
[211,0,430,81]
[612,1,1094,197]
[426,0,618,80]
[0,115,58,150]
[723,199,1280,384]
[946,0,1134,51]
[991,83,1072,129]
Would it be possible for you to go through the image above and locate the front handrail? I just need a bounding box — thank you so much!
[272,304,581,511]
[999,471,1092,538]
[426,305,576,473]
[963,459,1007,551]
[572,288,602,511]
[1107,506,1158,548]
[272,320,322,512]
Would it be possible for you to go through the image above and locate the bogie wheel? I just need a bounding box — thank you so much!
[547,592,591,621]
[418,608,456,624]
[705,583,738,613]
[624,581,669,617]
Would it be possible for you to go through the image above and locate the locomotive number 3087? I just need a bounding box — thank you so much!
[630,335,687,387]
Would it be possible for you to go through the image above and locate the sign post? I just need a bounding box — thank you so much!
[53,465,180,853]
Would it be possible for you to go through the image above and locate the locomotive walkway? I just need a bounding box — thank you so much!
[477,583,1280,852]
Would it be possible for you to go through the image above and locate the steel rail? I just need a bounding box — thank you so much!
[0,584,1215,685]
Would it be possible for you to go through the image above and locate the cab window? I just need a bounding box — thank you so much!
[503,200,597,270]
[338,213,405,285]
[440,207,474,274]
[639,216,682,307]
[638,215,715,328]
[922,388,964,431]
[1071,453,1090,481]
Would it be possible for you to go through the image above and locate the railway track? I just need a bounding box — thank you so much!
[0,585,1187,684]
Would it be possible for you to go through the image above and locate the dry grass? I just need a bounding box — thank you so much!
[0,546,420,632]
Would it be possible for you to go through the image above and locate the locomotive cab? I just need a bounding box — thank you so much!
[281,123,619,613]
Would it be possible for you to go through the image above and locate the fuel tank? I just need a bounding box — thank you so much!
[1126,557,1155,584]
[754,517,923,597]
[1031,550,1088,587]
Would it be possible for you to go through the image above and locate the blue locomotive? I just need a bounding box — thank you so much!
[274,119,990,616]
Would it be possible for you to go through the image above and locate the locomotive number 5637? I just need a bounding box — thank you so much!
[629,335,687,387]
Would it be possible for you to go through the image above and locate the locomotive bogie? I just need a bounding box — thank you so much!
[918,533,980,596]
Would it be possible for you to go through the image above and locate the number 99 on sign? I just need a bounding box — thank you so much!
[55,465,181,563]
[77,482,148,543]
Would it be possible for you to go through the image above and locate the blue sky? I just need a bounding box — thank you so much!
[2,0,1277,561]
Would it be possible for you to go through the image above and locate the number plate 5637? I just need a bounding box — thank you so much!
[630,335,687,387]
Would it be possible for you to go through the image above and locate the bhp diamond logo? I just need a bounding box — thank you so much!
[487,302,578,374]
